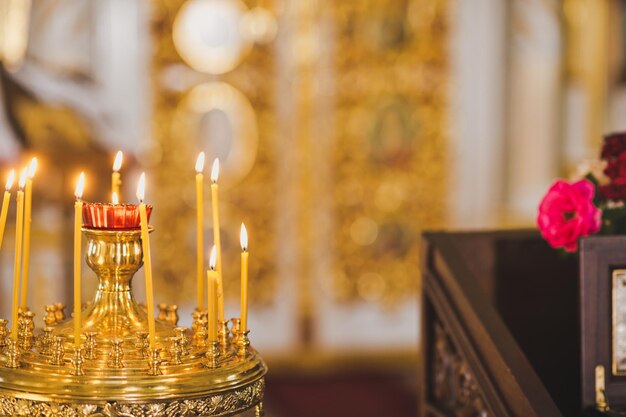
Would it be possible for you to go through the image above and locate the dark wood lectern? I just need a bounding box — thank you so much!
[422,231,582,417]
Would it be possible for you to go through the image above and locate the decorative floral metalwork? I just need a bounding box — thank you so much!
[330,0,449,306]
[0,378,264,417]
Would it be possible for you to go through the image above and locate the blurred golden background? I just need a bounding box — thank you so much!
[0,0,622,415]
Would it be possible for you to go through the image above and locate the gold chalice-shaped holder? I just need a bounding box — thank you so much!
[0,208,266,417]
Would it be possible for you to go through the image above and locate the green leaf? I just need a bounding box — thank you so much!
[599,206,626,235]
[601,206,626,220]
[585,174,605,206]
[586,173,599,187]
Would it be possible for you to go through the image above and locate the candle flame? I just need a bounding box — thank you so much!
[5,169,15,191]
[136,172,146,202]
[240,223,248,252]
[211,158,219,183]
[112,191,119,204]
[209,245,217,270]
[74,172,85,199]
[18,167,27,190]
[113,151,123,172]
[27,157,38,178]
[195,152,205,173]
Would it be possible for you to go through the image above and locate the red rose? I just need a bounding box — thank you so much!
[537,179,602,252]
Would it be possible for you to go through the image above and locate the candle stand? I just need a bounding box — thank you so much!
[0,223,266,416]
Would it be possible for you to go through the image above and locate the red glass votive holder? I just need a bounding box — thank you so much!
[82,202,153,230]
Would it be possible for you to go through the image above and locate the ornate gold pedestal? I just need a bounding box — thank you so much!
[0,228,267,417]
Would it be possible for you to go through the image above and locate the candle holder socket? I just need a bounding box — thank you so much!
[157,303,168,321]
[166,305,179,326]
[135,332,149,359]
[192,310,205,334]
[108,339,124,368]
[194,328,207,348]
[204,341,220,369]
[148,348,162,376]
[23,311,35,330]
[20,311,35,350]
[50,337,65,366]
[174,327,189,356]
[236,330,250,358]
[70,348,85,376]
[6,340,19,368]
[169,337,183,365]
[39,327,54,355]
[44,305,57,326]
[218,320,230,352]
[54,303,66,322]
[84,332,98,360]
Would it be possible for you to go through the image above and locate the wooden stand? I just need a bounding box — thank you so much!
[422,230,580,417]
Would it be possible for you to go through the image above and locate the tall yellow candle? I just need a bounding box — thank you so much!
[73,172,85,348]
[195,152,205,310]
[137,173,156,349]
[207,245,218,342]
[210,158,224,321]
[240,223,249,332]
[11,168,27,341]
[112,151,122,198]
[20,157,37,309]
[0,170,15,251]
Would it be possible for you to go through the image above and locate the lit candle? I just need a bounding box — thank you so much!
[210,158,224,321]
[112,151,123,198]
[196,152,205,310]
[137,173,156,349]
[240,223,249,332]
[112,191,119,205]
[74,172,85,348]
[0,170,15,251]
[207,245,218,342]
[11,168,27,341]
[20,157,37,309]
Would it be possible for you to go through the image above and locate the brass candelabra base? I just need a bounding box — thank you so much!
[0,228,266,417]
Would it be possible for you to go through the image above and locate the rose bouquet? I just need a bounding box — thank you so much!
[537,132,626,252]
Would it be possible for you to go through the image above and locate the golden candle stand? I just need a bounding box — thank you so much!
[0,227,267,417]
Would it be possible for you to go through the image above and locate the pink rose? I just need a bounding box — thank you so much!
[537,179,602,252]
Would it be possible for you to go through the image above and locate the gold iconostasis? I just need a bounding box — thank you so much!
[0,0,446,363]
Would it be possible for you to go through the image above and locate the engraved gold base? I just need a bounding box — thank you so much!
[0,379,265,416]
[0,228,266,417]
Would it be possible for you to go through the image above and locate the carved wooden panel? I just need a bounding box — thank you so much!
[431,322,491,417]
